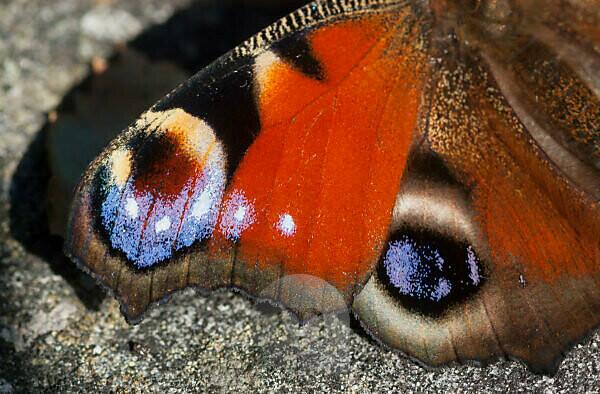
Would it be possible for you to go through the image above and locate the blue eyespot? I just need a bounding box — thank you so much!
[378,228,484,315]
[93,117,227,269]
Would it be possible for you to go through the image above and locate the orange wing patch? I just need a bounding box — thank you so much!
[210,11,425,295]
[477,129,600,283]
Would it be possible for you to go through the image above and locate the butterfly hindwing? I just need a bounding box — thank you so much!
[353,0,600,373]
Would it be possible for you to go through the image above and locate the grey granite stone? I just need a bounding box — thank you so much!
[1,0,600,392]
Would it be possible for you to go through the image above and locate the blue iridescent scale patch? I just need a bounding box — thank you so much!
[378,229,484,315]
[100,164,225,268]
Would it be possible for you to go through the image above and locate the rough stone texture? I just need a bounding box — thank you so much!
[1,0,600,392]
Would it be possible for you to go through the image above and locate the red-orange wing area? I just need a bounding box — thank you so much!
[208,11,426,305]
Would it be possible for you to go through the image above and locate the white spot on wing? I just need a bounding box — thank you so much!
[125,197,139,218]
[191,189,214,219]
[155,216,172,234]
[276,213,296,237]
[234,205,247,222]
[219,190,256,241]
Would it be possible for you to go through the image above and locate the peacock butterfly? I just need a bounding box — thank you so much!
[65,0,600,374]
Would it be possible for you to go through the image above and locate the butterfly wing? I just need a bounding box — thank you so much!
[66,0,425,320]
[66,0,600,373]
[353,0,600,373]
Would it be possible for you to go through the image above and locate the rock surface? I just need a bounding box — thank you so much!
[1,0,600,392]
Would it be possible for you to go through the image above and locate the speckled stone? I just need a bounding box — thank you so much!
[1,0,600,392]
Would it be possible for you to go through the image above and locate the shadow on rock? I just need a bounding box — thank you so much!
[9,116,107,311]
